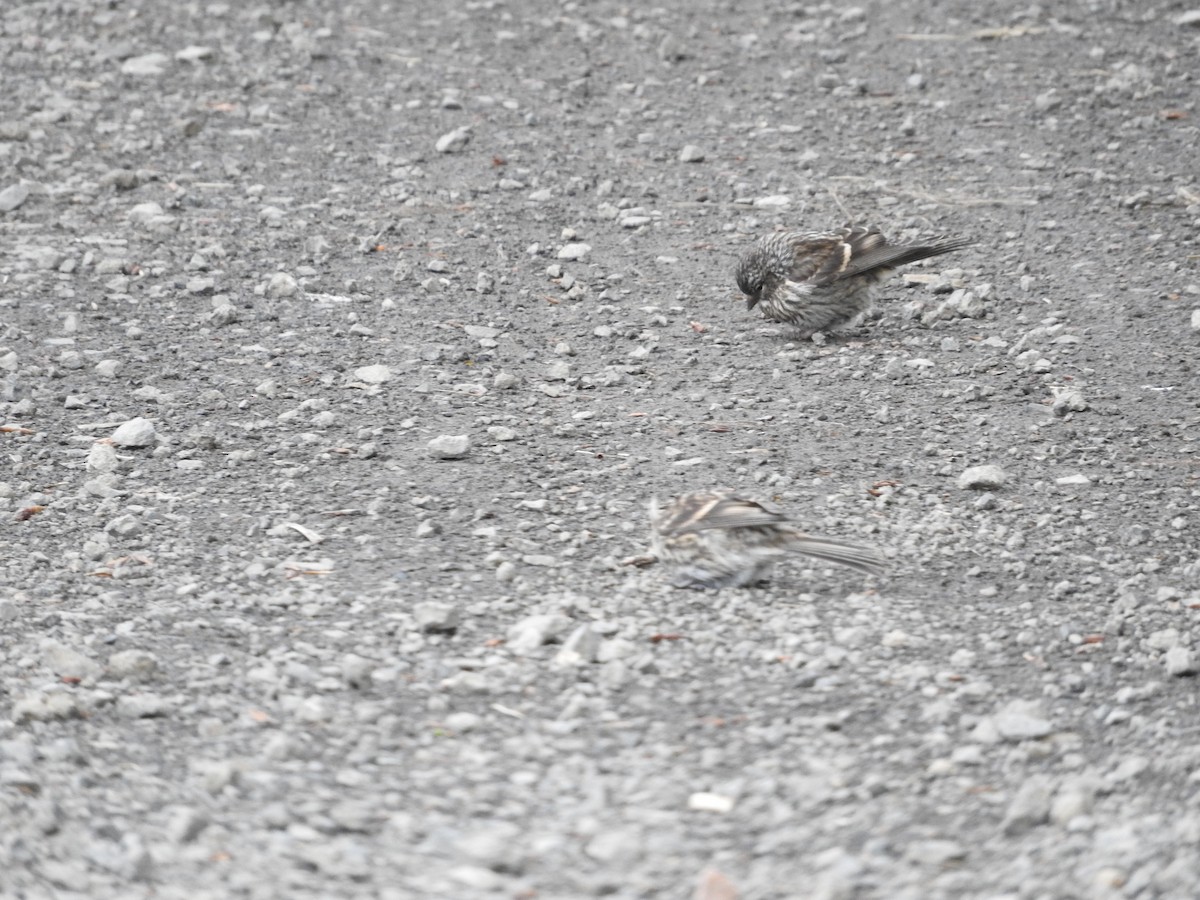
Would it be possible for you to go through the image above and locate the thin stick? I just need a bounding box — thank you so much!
[826,185,855,224]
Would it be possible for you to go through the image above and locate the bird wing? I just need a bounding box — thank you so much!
[656,491,789,536]
[787,225,972,285]
[786,226,887,287]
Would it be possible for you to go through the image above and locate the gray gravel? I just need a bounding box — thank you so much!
[3,1,1200,898]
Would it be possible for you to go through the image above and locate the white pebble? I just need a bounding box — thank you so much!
[108,649,160,681]
[0,183,30,212]
[1001,776,1053,835]
[464,325,500,339]
[957,464,1007,491]
[1055,474,1091,486]
[557,242,591,260]
[208,304,238,326]
[414,602,459,632]
[12,691,83,723]
[265,272,299,298]
[175,45,215,63]
[86,442,120,473]
[992,699,1054,741]
[111,416,156,448]
[127,202,165,224]
[687,792,735,813]
[354,364,391,384]
[41,639,103,680]
[121,53,169,75]
[1051,387,1088,415]
[554,624,601,666]
[435,126,472,153]
[507,614,572,654]
[1166,646,1198,677]
[428,435,470,459]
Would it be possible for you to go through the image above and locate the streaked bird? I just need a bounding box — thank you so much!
[647,489,886,590]
[735,225,971,335]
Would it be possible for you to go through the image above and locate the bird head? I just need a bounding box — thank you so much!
[734,250,767,309]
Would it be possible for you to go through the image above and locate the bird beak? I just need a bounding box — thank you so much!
[745,294,759,310]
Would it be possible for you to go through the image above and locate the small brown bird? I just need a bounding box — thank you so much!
[647,490,886,590]
[735,225,971,335]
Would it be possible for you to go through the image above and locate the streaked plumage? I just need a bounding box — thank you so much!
[648,490,887,590]
[735,225,971,335]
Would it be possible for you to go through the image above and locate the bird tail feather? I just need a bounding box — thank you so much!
[841,236,972,280]
[785,535,887,575]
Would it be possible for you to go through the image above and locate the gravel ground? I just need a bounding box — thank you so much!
[3,1,1200,898]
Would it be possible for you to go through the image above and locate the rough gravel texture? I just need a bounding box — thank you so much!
[3,1,1200,898]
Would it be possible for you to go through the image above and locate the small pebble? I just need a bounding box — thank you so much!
[265,273,299,298]
[1002,776,1054,835]
[209,304,239,326]
[554,624,601,666]
[13,692,84,723]
[121,53,169,76]
[127,202,165,225]
[165,807,210,844]
[354,364,392,384]
[86,442,119,473]
[1165,646,1197,677]
[991,699,1054,742]
[1056,474,1092,486]
[107,650,159,681]
[428,435,470,459]
[0,183,31,213]
[507,614,573,654]
[557,242,591,260]
[413,602,459,633]
[111,417,156,448]
[905,839,965,866]
[435,126,472,153]
[687,792,735,813]
[957,464,1007,491]
[41,640,103,680]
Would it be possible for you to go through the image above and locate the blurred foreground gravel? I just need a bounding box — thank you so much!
[3,1,1200,898]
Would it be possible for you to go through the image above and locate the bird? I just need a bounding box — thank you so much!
[646,489,887,590]
[734,225,971,336]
